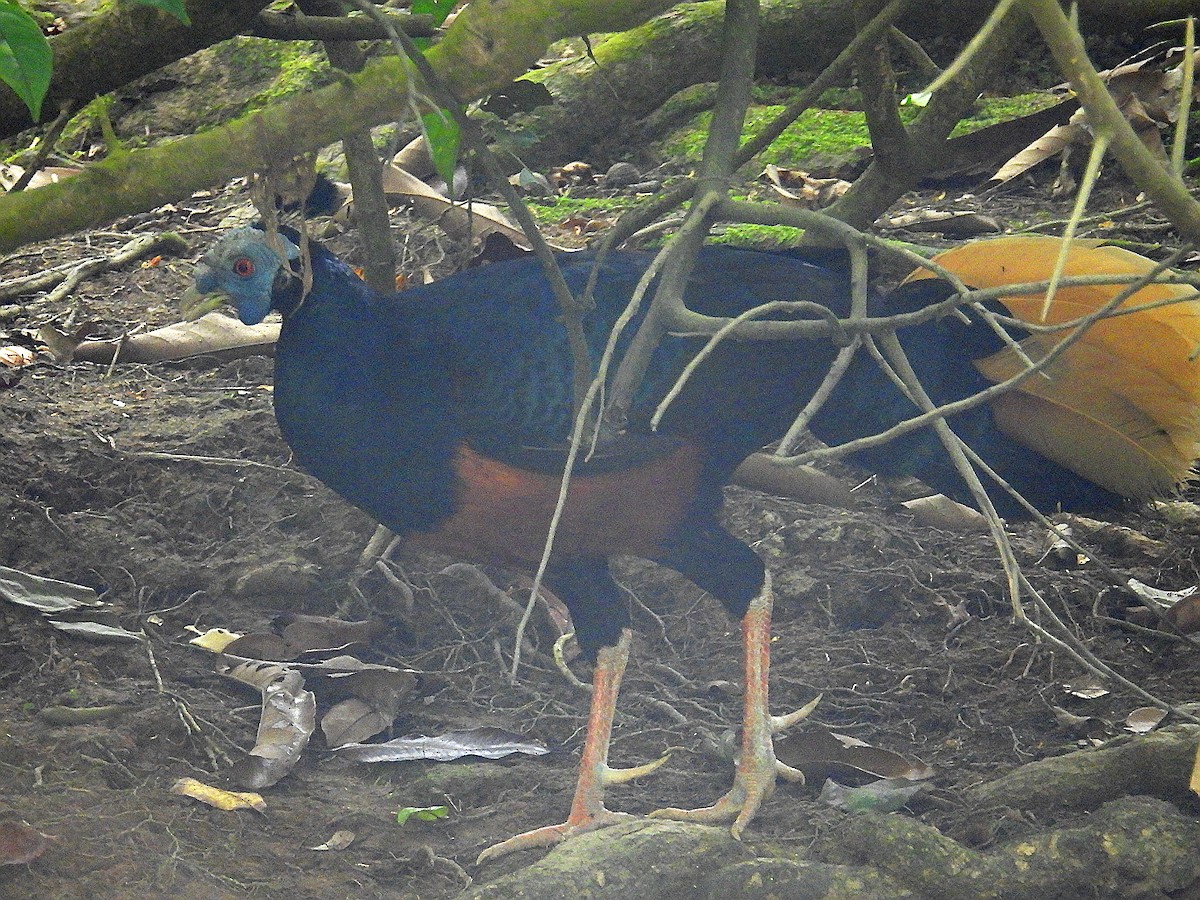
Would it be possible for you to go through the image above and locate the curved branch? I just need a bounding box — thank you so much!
[0,0,678,253]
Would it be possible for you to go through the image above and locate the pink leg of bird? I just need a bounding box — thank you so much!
[476,628,667,864]
[651,570,813,837]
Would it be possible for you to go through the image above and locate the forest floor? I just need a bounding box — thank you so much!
[3,66,1200,900]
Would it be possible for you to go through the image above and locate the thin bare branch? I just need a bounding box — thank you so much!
[787,250,1192,466]
[1024,0,1200,241]
[602,0,762,430]
[586,0,909,262]
[923,0,1019,94]
[1041,132,1111,318]
[1172,18,1195,177]
[346,0,594,417]
[878,330,1025,616]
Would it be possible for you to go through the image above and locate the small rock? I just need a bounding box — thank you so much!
[233,558,320,599]
[602,162,641,188]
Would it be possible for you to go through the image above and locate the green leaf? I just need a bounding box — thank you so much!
[129,0,191,25]
[395,805,449,826]
[0,1,49,121]
[420,109,461,191]
[410,0,456,27]
[410,0,455,50]
[900,91,932,109]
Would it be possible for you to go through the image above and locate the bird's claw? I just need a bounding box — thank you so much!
[648,753,785,839]
[650,695,817,838]
[476,809,635,865]
[603,751,671,784]
[772,693,821,732]
[476,752,670,865]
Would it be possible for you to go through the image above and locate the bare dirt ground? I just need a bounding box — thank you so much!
[2,170,1200,899]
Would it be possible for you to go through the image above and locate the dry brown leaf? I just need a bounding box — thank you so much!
[0,821,53,865]
[327,668,417,710]
[1063,678,1109,700]
[44,313,279,366]
[170,777,266,812]
[223,615,389,662]
[392,135,435,180]
[0,164,81,191]
[222,633,297,661]
[274,613,388,655]
[995,50,1195,185]
[929,100,1078,180]
[884,209,1001,236]
[0,346,36,368]
[902,495,989,532]
[334,727,549,763]
[220,662,315,789]
[1164,593,1200,634]
[187,627,243,653]
[775,727,934,784]
[819,776,923,813]
[991,122,1085,185]
[380,164,532,250]
[309,830,355,852]
[321,698,391,748]
[732,455,855,509]
[762,164,851,209]
[48,620,143,643]
[0,564,103,614]
[1049,704,1099,731]
[1124,707,1167,734]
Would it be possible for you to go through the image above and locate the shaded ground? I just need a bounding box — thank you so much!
[2,170,1200,899]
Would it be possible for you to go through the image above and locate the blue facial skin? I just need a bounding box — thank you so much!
[192,227,299,325]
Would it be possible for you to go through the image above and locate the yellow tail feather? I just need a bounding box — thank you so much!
[908,235,1200,499]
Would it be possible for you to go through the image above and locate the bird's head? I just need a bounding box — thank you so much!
[183,227,301,325]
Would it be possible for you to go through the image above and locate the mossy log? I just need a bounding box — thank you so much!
[0,0,272,135]
[503,0,1200,168]
[0,0,679,252]
[463,727,1200,899]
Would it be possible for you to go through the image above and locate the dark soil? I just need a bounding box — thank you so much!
[2,170,1200,899]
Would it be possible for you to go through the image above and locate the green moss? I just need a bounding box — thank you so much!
[817,86,864,110]
[949,92,1062,136]
[712,223,806,248]
[595,0,719,60]
[170,37,333,136]
[228,37,333,114]
[660,91,1063,170]
[53,35,339,154]
[59,95,116,155]
[660,106,900,168]
[527,193,638,224]
[657,82,719,118]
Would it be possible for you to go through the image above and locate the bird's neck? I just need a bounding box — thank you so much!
[272,265,463,533]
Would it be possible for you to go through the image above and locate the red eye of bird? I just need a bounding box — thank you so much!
[233,257,255,277]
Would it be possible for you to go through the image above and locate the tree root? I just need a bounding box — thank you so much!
[967,724,1200,816]
[463,727,1200,899]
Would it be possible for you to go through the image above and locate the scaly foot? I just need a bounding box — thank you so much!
[649,698,816,837]
[476,752,668,863]
[476,630,669,864]
[651,572,818,837]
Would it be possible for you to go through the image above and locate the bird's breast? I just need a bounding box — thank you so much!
[406,442,706,565]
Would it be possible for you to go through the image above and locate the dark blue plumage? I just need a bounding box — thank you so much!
[191,227,1119,657]
[190,225,1150,856]
[270,236,855,525]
